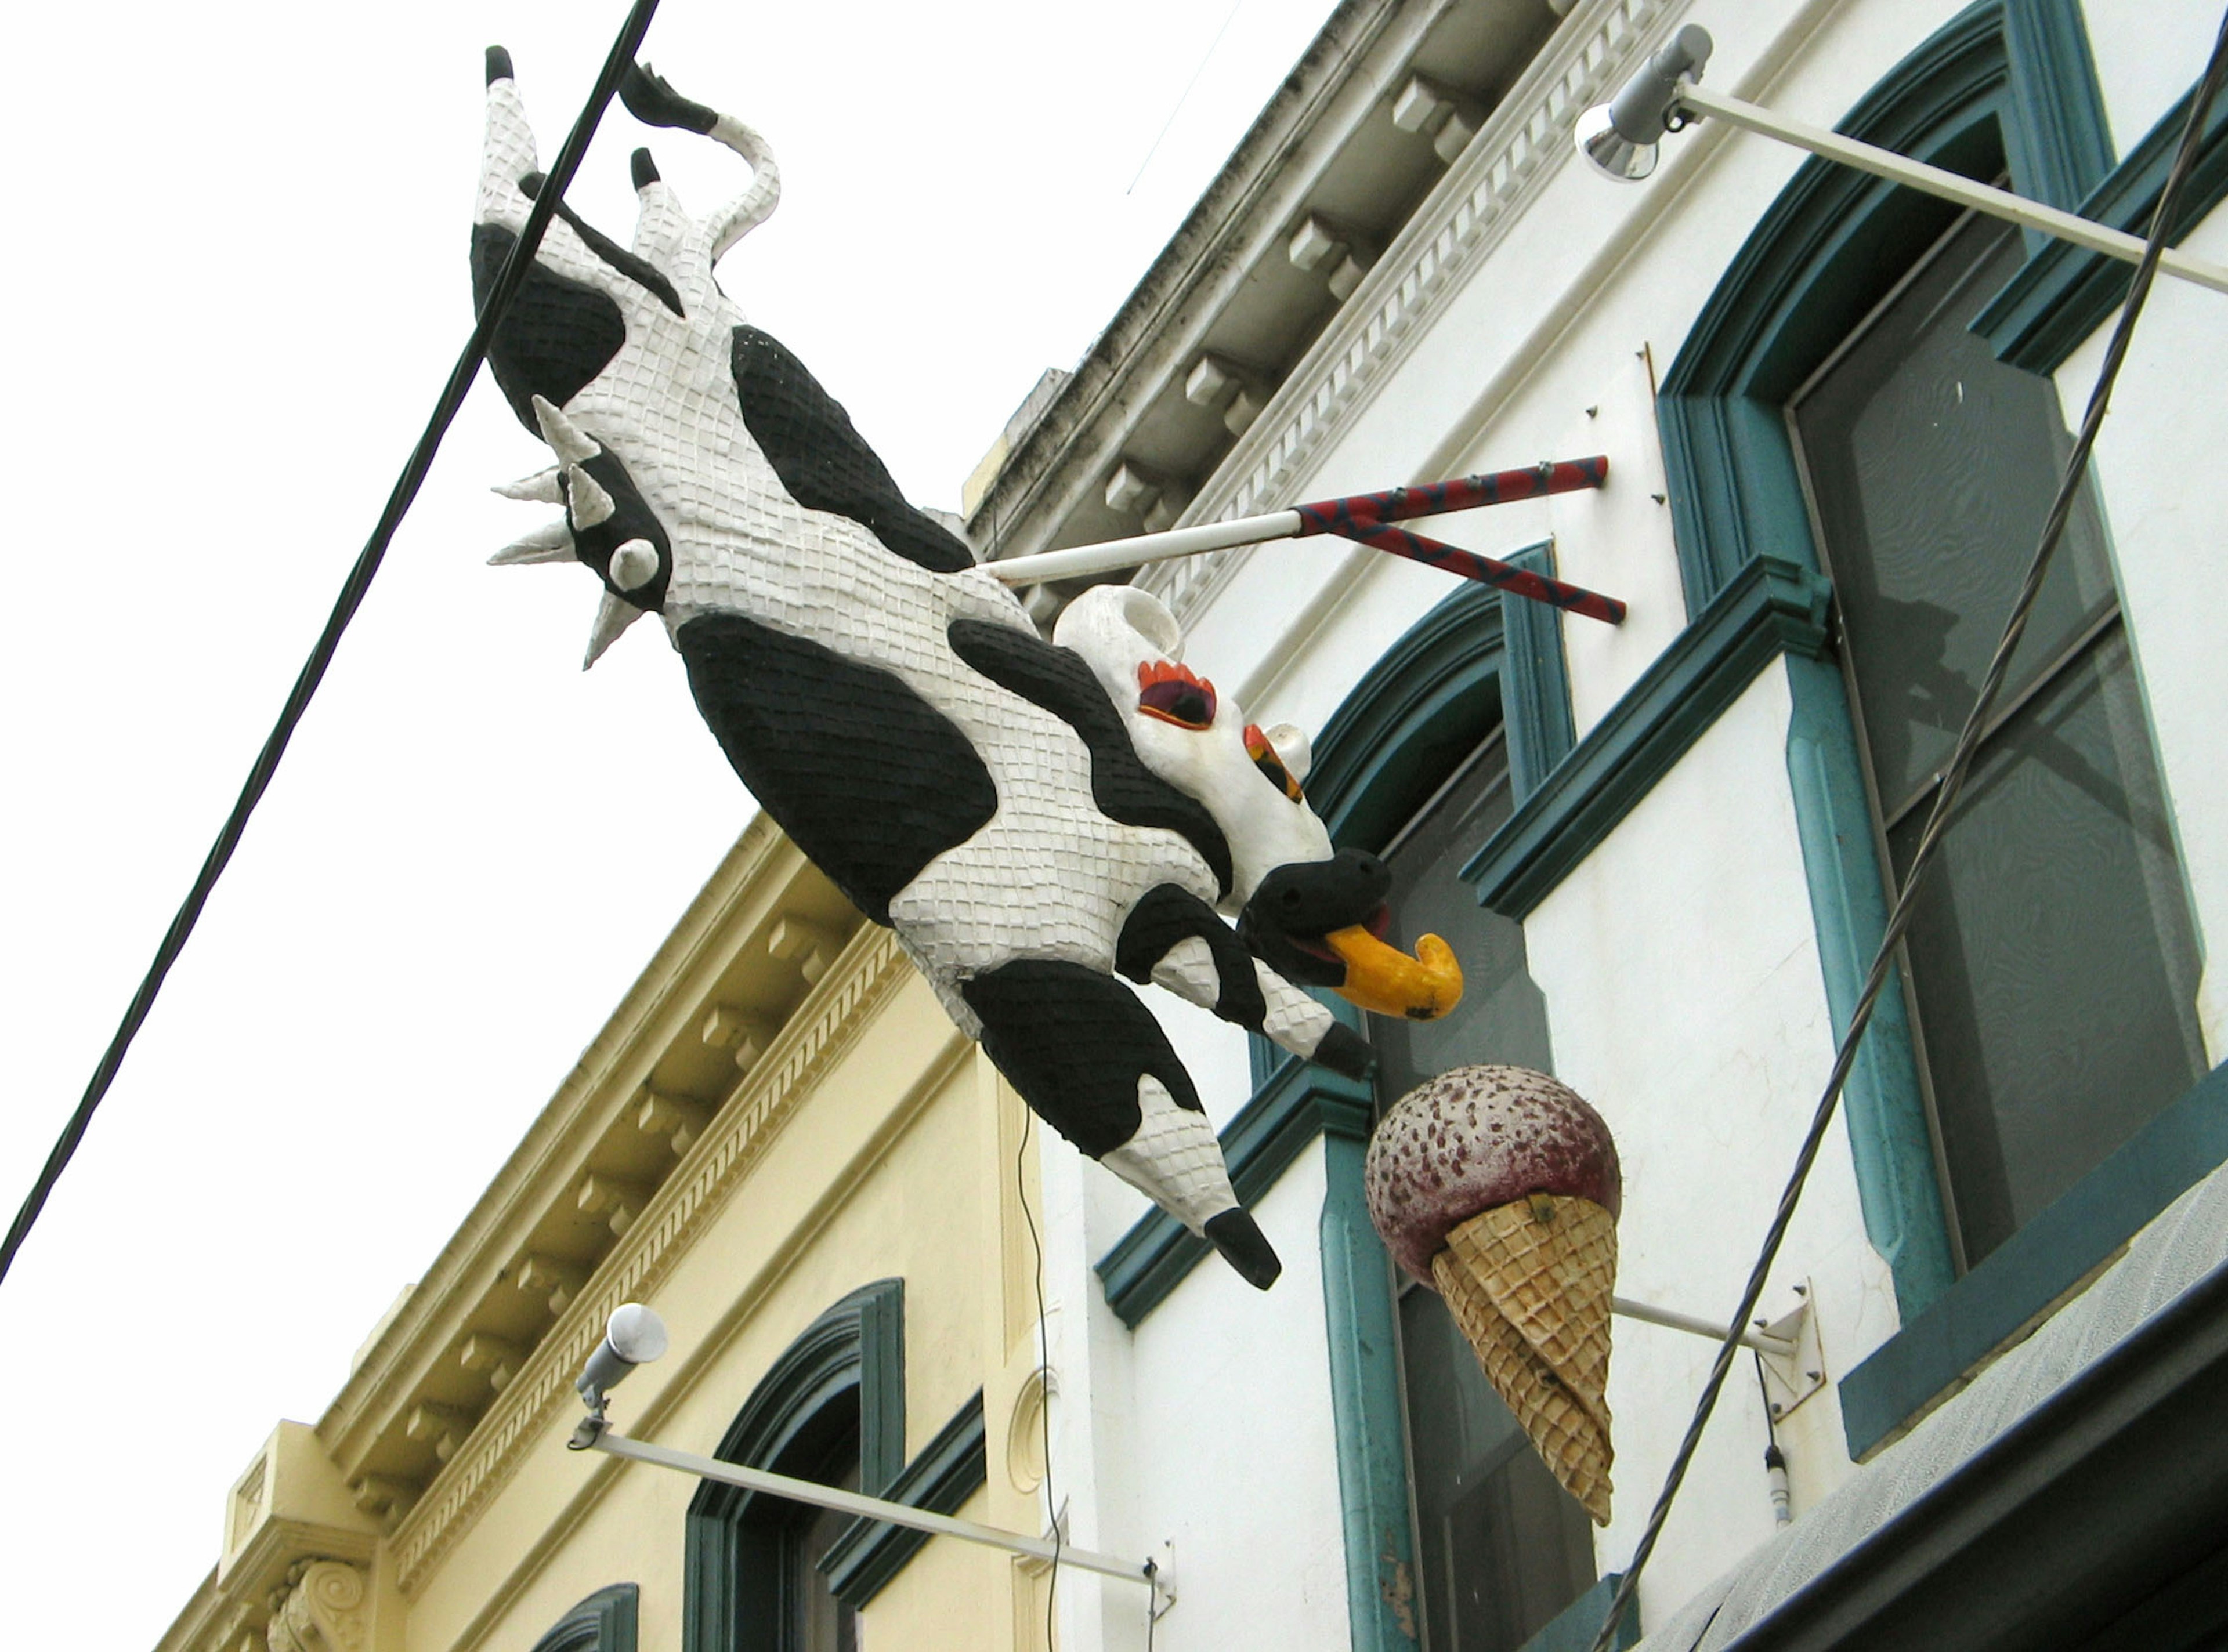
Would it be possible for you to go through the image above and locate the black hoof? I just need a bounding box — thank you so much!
[631,147,660,188]
[485,45,514,86]
[1311,1020,1376,1080]
[620,61,718,134]
[1205,1209,1283,1290]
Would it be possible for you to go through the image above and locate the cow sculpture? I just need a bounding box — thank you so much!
[473,52,1462,1288]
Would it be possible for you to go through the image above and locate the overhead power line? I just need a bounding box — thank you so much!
[0,0,667,1289]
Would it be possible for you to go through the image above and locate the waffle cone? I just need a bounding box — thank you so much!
[1431,1193,1616,1524]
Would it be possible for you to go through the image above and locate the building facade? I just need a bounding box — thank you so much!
[156,820,1070,1652]
[967,0,2228,1648]
[159,1,2228,1650]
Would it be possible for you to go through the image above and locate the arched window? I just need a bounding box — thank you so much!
[534,1584,638,1652]
[1308,568,1603,1652]
[684,1281,904,1652]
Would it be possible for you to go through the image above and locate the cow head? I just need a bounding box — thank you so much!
[1054,587,1464,1022]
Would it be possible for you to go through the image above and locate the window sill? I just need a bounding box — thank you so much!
[1840,1058,2228,1460]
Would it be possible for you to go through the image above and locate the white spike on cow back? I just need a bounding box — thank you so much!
[583,590,644,669]
[530,394,601,467]
[565,466,616,528]
[608,539,659,591]
[488,521,577,566]
[493,466,566,504]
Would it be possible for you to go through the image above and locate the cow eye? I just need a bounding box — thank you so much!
[1136,660,1217,730]
[1245,723,1305,802]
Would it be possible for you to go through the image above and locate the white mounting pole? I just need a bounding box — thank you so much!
[580,1426,1162,1593]
[1612,1294,1794,1357]
[985,508,1310,587]
[1673,81,2228,298]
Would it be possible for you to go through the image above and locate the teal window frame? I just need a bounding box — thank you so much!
[536,1584,639,1652]
[682,1281,991,1643]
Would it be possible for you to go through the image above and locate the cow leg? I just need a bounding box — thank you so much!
[960,958,1281,1289]
[1117,885,1375,1079]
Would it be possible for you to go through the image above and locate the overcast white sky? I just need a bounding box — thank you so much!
[0,1,1339,1642]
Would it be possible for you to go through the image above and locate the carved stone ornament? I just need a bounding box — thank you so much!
[265,1559,369,1652]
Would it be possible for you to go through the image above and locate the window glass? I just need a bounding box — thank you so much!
[1796,216,2118,814]
[1793,211,2205,1265]
[1376,729,1593,1652]
[793,1457,860,1652]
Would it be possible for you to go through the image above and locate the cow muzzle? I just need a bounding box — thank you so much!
[1238,849,1464,1022]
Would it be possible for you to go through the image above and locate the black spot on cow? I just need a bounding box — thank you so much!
[473,223,627,433]
[945,619,1233,897]
[676,612,996,925]
[730,327,975,574]
[961,959,1201,1153]
[1117,885,1265,1028]
[621,63,719,135]
[564,445,672,613]
[517,172,685,317]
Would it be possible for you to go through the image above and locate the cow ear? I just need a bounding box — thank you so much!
[1112,588,1184,658]
[1263,723,1313,783]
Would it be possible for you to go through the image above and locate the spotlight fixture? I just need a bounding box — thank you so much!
[1575,24,1713,181]
[1574,23,2228,296]
[576,1302,669,1413]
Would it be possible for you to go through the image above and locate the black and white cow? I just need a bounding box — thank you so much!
[473,53,1456,1289]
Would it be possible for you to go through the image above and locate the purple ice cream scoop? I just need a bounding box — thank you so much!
[1364,1064,1621,1287]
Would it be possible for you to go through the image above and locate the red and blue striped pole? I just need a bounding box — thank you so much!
[988,454,1624,623]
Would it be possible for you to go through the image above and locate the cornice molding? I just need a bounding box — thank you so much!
[1141,0,1681,627]
[968,0,1427,552]
[386,926,914,1593]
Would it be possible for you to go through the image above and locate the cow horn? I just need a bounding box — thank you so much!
[583,590,645,669]
[489,521,577,566]
[531,395,601,467]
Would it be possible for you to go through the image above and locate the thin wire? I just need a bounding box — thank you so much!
[1127,0,1247,194]
[1016,1103,1062,1649]
[1586,17,2228,1649]
[0,0,665,1292]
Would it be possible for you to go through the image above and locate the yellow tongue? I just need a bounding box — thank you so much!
[1325,928,1464,1021]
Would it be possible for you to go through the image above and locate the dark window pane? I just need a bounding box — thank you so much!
[1373,731,1591,1651]
[793,1457,860,1652]
[1886,629,2205,1260]
[1796,215,2117,814]
[1373,732,1554,1102]
[1400,1285,1597,1652]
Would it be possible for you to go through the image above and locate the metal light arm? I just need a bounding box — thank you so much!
[1672,80,2228,298]
[574,1421,1166,1596]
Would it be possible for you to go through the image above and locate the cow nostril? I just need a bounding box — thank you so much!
[1281,888,1303,908]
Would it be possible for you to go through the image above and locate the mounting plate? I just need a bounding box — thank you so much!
[1757,1284,1826,1421]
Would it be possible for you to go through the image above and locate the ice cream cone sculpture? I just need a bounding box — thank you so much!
[1364,1066,1622,1524]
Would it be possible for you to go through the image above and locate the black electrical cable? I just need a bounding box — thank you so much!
[1015,1104,1062,1648]
[1586,16,2228,1650]
[0,0,665,1291]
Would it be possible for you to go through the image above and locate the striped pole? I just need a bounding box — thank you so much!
[987,455,1623,622]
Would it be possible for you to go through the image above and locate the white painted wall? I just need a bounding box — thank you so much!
[2081,0,2221,156]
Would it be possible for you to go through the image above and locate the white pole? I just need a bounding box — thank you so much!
[582,1427,1158,1590]
[1674,82,2228,298]
[985,508,1307,586]
[1612,1294,1795,1356]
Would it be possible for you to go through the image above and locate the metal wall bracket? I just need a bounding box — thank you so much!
[1756,1284,1826,1421]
